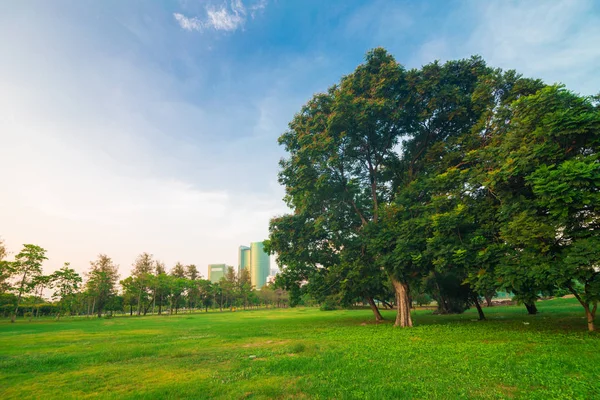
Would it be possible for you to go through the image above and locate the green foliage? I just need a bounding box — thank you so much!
[270,47,600,330]
[86,254,119,318]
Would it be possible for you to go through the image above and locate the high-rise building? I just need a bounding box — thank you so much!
[208,264,227,283]
[238,245,250,274]
[250,241,270,290]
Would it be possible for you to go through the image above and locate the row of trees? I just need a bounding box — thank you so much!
[0,239,288,321]
[266,48,600,331]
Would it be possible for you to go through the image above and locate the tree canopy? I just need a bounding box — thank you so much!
[268,48,600,331]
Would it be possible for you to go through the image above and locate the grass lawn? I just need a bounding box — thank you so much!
[0,298,598,400]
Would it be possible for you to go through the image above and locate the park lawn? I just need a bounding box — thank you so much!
[0,298,598,400]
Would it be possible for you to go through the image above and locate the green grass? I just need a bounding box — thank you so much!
[0,298,598,400]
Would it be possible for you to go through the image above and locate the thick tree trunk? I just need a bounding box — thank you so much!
[524,302,538,315]
[473,296,485,320]
[391,277,413,327]
[366,296,384,321]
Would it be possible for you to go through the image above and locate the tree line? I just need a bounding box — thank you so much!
[0,240,289,322]
[265,48,600,331]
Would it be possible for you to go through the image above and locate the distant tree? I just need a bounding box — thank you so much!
[12,244,47,321]
[185,265,200,311]
[120,276,137,316]
[86,254,119,318]
[197,279,213,312]
[238,267,252,309]
[0,238,14,294]
[131,253,154,316]
[171,262,186,278]
[169,263,187,314]
[31,274,52,318]
[50,264,82,317]
[186,264,200,280]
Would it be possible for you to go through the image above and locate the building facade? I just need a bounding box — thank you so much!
[238,245,250,274]
[208,263,227,283]
[249,241,270,290]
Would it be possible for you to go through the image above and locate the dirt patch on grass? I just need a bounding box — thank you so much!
[242,340,289,348]
[498,384,517,398]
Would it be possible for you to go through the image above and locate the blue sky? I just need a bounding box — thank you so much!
[1,0,599,279]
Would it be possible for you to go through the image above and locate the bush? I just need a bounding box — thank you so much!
[319,298,339,311]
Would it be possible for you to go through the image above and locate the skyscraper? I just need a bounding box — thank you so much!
[250,241,270,290]
[238,245,250,274]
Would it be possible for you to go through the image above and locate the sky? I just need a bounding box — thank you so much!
[1,0,599,280]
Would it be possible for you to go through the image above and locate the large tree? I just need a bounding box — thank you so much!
[272,48,406,323]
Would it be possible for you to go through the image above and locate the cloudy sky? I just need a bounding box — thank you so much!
[1,0,599,279]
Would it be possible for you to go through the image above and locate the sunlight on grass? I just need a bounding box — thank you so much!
[1,298,599,399]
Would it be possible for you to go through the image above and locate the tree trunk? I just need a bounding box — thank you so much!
[585,304,596,332]
[137,288,142,316]
[524,302,538,315]
[391,277,413,327]
[434,277,448,314]
[484,294,493,307]
[366,296,384,321]
[152,288,156,315]
[14,271,28,318]
[130,304,133,316]
[473,296,485,320]
[382,300,393,310]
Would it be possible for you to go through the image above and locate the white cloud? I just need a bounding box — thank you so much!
[174,0,266,33]
[173,12,203,31]
[206,3,245,32]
